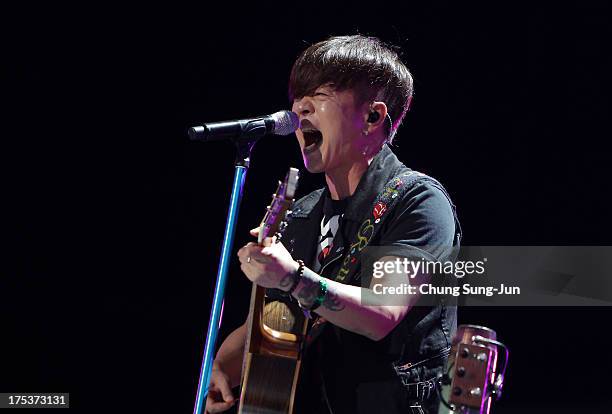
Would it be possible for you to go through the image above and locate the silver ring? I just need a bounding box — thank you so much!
[247,256,251,263]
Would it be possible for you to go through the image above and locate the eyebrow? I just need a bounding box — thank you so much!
[292,83,337,101]
[317,83,336,90]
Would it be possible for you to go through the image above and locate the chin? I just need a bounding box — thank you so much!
[302,152,325,173]
[304,163,324,174]
[303,158,324,174]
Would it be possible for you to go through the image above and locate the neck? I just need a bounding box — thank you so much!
[325,157,372,200]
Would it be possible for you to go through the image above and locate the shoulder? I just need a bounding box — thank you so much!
[290,187,325,218]
[380,173,458,258]
[398,174,456,217]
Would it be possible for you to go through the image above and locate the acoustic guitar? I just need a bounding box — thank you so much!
[437,325,508,414]
[238,168,309,414]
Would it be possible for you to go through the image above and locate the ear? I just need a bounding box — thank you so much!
[363,101,388,131]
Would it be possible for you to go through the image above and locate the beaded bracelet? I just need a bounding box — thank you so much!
[287,259,305,295]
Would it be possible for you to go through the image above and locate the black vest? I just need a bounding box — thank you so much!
[274,145,462,413]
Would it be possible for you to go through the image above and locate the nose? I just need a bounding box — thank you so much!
[292,96,314,119]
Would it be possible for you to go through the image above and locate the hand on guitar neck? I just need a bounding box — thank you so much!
[236,228,300,291]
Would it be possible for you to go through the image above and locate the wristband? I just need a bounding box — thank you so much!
[308,279,329,312]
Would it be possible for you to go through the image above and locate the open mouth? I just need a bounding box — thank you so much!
[302,128,323,153]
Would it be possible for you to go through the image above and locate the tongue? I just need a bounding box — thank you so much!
[306,140,319,149]
[304,131,322,149]
[305,139,321,152]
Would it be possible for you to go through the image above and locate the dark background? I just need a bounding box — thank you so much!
[3,1,611,413]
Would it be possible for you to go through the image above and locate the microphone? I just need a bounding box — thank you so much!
[188,110,300,142]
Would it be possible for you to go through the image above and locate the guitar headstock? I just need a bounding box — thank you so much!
[258,168,300,245]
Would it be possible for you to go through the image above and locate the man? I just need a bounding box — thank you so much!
[206,35,461,414]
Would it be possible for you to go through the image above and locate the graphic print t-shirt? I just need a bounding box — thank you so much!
[313,196,347,273]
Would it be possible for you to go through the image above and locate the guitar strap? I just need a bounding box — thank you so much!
[333,170,440,285]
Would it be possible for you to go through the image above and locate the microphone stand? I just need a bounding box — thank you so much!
[192,138,257,414]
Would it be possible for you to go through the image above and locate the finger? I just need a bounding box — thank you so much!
[238,253,256,266]
[249,250,272,264]
[260,241,285,256]
[261,235,277,247]
[237,242,259,259]
[239,246,262,265]
[262,236,277,249]
[245,244,265,258]
[206,390,235,413]
[240,264,252,282]
[217,378,235,403]
[206,400,235,413]
[250,227,260,237]
[238,253,253,264]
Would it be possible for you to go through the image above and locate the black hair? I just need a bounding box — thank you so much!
[288,35,413,142]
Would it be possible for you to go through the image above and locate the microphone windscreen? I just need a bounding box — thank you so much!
[271,110,300,136]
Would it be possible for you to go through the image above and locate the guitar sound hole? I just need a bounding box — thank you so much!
[263,300,303,335]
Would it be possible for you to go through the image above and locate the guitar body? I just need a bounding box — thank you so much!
[238,168,308,414]
[239,286,307,413]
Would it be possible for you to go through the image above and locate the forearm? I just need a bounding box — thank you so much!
[290,267,417,341]
[214,321,247,387]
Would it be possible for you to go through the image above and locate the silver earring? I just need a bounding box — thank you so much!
[362,145,369,156]
[362,129,369,136]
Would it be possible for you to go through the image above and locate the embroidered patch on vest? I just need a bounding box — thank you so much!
[334,172,423,282]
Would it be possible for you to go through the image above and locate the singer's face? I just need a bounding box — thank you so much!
[292,84,368,174]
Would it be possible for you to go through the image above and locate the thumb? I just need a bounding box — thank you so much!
[221,387,235,403]
[250,227,260,237]
[262,234,278,247]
